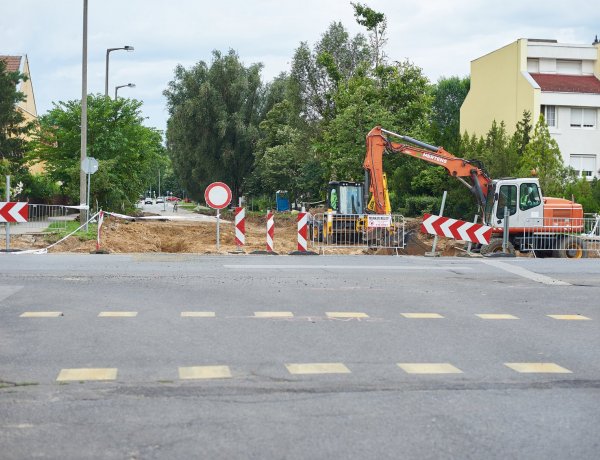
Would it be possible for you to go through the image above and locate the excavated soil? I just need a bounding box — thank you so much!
[3,213,463,256]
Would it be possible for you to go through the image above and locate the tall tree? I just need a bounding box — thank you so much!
[518,116,571,197]
[164,50,262,201]
[29,94,164,210]
[291,22,372,121]
[0,60,32,181]
[351,2,387,68]
[429,76,470,153]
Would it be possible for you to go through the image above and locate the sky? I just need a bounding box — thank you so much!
[2,0,599,134]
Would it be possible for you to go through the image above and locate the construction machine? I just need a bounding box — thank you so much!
[312,126,585,257]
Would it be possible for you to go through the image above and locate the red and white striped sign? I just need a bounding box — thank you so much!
[297,212,308,252]
[235,207,245,247]
[420,213,492,245]
[266,211,274,252]
[0,202,28,223]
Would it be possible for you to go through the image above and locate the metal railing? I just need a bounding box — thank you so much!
[309,213,405,251]
[5,204,79,234]
[521,215,600,258]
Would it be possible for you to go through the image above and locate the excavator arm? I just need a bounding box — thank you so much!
[363,126,492,214]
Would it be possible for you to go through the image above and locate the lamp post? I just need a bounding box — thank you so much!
[115,83,135,99]
[80,0,88,225]
[105,45,134,97]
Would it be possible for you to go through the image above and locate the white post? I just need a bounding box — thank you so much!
[216,208,220,252]
[430,190,447,254]
[5,175,10,251]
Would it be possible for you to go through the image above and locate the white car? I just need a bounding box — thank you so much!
[144,198,153,205]
[156,197,165,204]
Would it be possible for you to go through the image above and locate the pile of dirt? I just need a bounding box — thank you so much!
[2,213,462,256]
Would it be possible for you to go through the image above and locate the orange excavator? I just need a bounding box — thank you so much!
[318,126,585,257]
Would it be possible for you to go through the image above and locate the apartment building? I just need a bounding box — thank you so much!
[460,38,600,180]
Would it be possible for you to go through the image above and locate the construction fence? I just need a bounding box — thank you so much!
[308,213,406,251]
[522,214,600,257]
[3,204,80,234]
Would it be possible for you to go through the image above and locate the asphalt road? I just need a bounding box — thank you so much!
[1,254,599,459]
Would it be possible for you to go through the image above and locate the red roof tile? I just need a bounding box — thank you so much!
[0,55,22,73]
[530,73,600,94]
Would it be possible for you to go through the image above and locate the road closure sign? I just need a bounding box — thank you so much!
[204,182,232,209]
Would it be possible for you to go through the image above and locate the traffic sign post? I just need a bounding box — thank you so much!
[81,157,99,231]
[204,182,232,251]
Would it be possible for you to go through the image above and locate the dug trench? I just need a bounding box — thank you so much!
[2,213,464,256]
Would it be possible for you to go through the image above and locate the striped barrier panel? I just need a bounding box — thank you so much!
[266,211,274,252]
[420,213,492,245]
[297,212,308,252]
[235,207,245,248]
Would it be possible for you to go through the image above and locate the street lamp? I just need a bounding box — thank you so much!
[105,45,134,97]
[115,83,135,99]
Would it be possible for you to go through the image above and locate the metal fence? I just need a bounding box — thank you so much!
[309,213,405,252]
[4,204,79,235]
[522,214,600,257]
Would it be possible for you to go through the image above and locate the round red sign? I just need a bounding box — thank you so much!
[204,182,232,209]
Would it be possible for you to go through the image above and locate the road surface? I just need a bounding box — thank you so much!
[0,255,599,459]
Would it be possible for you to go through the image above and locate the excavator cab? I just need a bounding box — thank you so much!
[327,181,365,215]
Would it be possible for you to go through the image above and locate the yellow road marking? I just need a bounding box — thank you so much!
[178,365,232,379]
[254,311,294,318]
[504,362,572,373]
[56,368,117,381]
[98,311,138,317]
[476,314,519,320]
[285,363,351,375]
[401,313,444,319]
[397,363,463,374]
[20,312,63,318]
[326,312,369,318]
[181,311,216,317]
[547,314,591,321]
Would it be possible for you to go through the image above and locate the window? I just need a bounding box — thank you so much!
[496,185,517,219]
[541,105,556,127]
[519,183,542,211]
[570,108,596,128]
[569,154,596,179]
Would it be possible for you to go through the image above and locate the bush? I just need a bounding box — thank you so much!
[405,195,441,217]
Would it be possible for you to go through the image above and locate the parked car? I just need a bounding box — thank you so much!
[156,197,165,204]
[167,196,181,202]
[144,198,153,205]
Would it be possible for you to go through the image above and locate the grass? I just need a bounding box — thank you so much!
[46,221,98,242]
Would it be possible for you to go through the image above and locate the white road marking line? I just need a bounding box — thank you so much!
[254,311,294,318]
[181,311,216,317]
[326,312,369,318]
[178,366,232,380]
[56,368,117,381]
[547,314,591,321]
[401,313,444,319]
[397,363,463,374]
[98,311,138,317]
[285,363,351,375]
[476,314,519,320]
[504,363,572,374]
[480,260,570,286]
[224,265,472,270]
[20,311,63,318]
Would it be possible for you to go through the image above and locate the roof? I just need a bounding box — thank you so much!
[0,55,22,73]
[529,73,600,94]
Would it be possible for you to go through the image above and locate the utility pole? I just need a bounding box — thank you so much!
[80,0,88,225]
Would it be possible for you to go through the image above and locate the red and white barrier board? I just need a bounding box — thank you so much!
[266,211,274,252]
[0,202,28,223]
[420,213,492,245]
[235,207,245,247]
[297,212,308,252]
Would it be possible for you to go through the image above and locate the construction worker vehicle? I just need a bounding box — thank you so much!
[310,126,585,257]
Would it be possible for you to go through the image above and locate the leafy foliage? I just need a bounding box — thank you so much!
[0,59,32,184]
[164,50,262,201]
[29,94,165,211]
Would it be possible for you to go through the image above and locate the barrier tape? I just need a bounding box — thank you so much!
[8,211,101,254]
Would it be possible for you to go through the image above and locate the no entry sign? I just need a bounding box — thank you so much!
[204,182,232,209]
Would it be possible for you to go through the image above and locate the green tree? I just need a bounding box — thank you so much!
[291,22,372,120]
[429,76,470,153]
[164,50,262,201]
[0,59,32,183]
[29,94,165,211]
[518,115,571,197]
[351,2,387,68]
